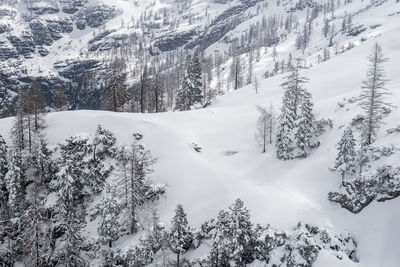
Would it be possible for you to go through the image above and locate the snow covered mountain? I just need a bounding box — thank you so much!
[1,0,271,112]
[1,0,394,113]
[0,0,400,266]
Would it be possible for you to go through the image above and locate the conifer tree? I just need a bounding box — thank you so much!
[34,137,57,185]
[0,134,8,185]
[20,180,48,266]
[11,89,29,151]
[139,64,149,113]
[280,60,308,118]
[0,135,11,264]
[58,137,85,207]
[189,54,203,106]
[59,209,85,267]
[57,147,85,266]
[98,185,121,248]
[295,90,315,157]
[6,149,26,215]
[169,204,192,267]
[228,199,254,265]
[334,128,357,184]
[54,85,68,111]
[30,81,46,133]
[0,199,14,266]
[175,55,203,111]
[124,133,157,234]
[0,80,10,117]
[276,61,309,160]
[359,43,390,145]
[102,58,130,112]
[209,199,255,265]
[230,55,243,90]
[209,210,231,266]
[276,94,295,160]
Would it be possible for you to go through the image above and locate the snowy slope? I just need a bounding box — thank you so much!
[1,5,400,263]
[1,0,400,266]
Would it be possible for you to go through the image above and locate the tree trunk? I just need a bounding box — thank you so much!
[28,116,32,154]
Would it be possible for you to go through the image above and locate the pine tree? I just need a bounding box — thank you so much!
[57,137,85,207]
[124,134,157,234]
[57,143,85,266]
[169,204,192,267]
[102,58,130,112]
[276,61,309,160]
[230,55,243,90]
[34,137,57,185]
[209,199,255,266]
[334,128,357,185]
[281,60,308,117]
[189,54,203,107]
[54,85,68,111]
[0,197,14,266]
[0,134,8,186]
[98,185,121,248]
[322,18,330,38]
[175,55,203,111]
[20,181,48,266]
[276,90,296,160]
[294,90,315,158]
[209,210,231,266]
[228,199,254,265]
[11,89,28,151]
[30,81,46,133]
[0,79,10,117]
[6,149,26,215]
[0,135,11,264]
[139,64,149,113]
[359,43,390,145]
[59,209,85,267]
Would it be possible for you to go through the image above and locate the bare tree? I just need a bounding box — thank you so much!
[256,105,276,153]
[359,43,391,145]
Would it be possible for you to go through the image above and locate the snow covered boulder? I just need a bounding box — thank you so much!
[329,166,400,213]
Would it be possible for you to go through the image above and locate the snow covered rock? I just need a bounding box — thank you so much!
[329,165,400,213]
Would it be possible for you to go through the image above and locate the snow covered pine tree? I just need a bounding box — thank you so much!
[334,127,357,185]
[175,55,203,111]
[169,204,193,267]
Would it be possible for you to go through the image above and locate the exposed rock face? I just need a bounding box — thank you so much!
[0,43,18,60]
[60,0,88,14]
[75,4,120,29]
[0,23,11,34]
[26,0,60,15]
[57,59,103,109]
[0,7,17,19]
[7,34,36,58]
[289,0,316,12]
[30,20,54,45]
[186,0,264,50]
[0,0,292,115]
[154,0,264,52]
[155,30,198,52]
[58,59,101,80]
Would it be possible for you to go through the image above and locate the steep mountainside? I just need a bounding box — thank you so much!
[0,0,399,266]
[1,0,395,114]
